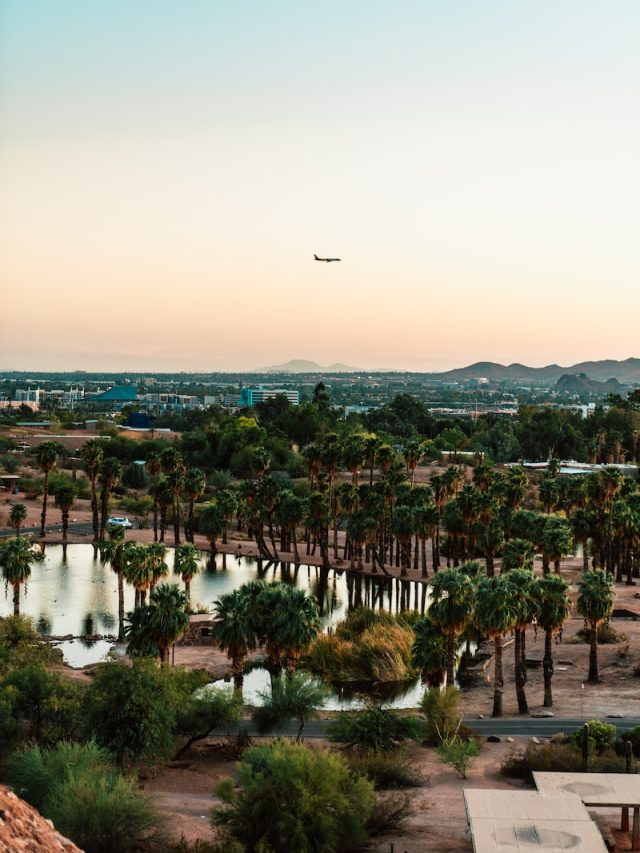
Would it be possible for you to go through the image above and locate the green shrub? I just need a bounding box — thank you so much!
[437,736,481,778]
[81,660,178,766]
[570,720,616,754]
[6,741,165,853]
[348,750,424,789]
[615,726,640,756]
[214,739,375,853]
[327,706,424,753]
[420,686,464,745]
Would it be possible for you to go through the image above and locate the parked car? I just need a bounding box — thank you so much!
[107,516,134,529]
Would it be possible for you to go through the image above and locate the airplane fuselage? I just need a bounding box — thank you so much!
[314,254,341,262]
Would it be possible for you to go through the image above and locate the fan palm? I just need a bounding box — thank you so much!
[535,574,571,707]
[34,440,62,536]
[183,468,206,542]
[475,575,518,717]
[81,439,104,541]
[428,568,476,686]
[577,569,614,683]
[54,485,75,541]
[98,456,122,539]
[0,536,38,615]
[212,588,259,689]
[174,542,200,609]
[412,616,449,687]
[8,503,27,537]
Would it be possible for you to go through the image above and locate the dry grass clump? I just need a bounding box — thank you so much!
[305,609,416,683]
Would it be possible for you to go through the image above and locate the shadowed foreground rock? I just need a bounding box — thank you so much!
[0,785,83,852]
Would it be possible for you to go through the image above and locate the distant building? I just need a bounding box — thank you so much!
[86,386,138,412]
[239,387,299,406]
[140,393,200,413]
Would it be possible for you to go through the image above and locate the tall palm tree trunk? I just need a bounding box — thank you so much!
[446,631,456,687]
[13,582,20,616]
[90,477,100,541]
[40,473,50,536]
[492,635,504,718]
[514,629,528,713]
[543,628,554,707]
[117,574,125,642]
[588,620,599,682]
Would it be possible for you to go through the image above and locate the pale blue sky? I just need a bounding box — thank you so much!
[1,1,639,371]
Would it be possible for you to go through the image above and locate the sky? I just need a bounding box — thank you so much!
[1,0,639,373]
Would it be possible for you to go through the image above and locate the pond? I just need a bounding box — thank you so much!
[0,544,432,671]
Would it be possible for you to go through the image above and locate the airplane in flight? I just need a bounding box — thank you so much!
[314,254,341,263]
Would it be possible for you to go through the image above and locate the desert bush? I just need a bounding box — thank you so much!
[501,742,629,781]
[348,749,424,789]
[327,706,423,753]
[365,792,412,835]
[570,720,616,754]
[573,623,626,644]
[164,839,243,853]
[6,740,165,853]
[251,673,327,741]
[214,739,375,853]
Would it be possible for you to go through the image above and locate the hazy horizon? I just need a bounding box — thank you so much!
[2,1,639,372]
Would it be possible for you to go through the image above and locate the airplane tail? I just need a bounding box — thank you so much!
[314,254,319,260]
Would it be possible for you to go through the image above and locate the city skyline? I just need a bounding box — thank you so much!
[2,1,639,372]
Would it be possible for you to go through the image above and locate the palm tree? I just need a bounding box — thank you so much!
[145,451,162,541]
[0,536,38,615]
[125,583,189,666]
[403,438,425,489]
[501,538,534,572]
[577,569,615,683]
[34,441,62,536]
[122,542,154,607]
[263,586,320,674]
[503,568,539,714]
[475,575,518,717]
[8,503,27,537]
[100,522,128,640]
[98,456,122,539]
[541,516,574,575]
[174,543,200,609]
[342,434,365,486]
[161,447,186,545]
[363,434,381,486]
[146,541,169,595]
[535,574,571,707]
[81,440,104,541]
[148,583,190,666]
[412,616,449,687]
[183,468,206,542]
[54,485,75,541]
[199,503,225,556]
[276,492,305,563]
[570,507,595,572]
[212,588,258,690]
[428,568,476,686]
[216,488,238,544]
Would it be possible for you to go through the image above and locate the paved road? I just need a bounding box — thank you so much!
[236,716,640,739]
[0,522,97,537]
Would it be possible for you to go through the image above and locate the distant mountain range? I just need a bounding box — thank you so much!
[258,359,362,373]
[554,373,624,394]
[254,357,640,384]
[433,358,640,384]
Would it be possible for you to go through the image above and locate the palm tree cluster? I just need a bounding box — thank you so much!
[212,580,320,689]
[412,564,573,716]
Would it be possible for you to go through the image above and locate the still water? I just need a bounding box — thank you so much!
[0,545,431,675]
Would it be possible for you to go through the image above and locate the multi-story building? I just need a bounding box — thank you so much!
[239,387,299,406]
